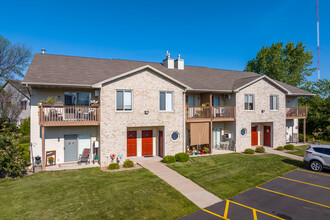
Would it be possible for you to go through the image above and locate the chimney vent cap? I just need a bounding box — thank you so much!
[41,48,46,54]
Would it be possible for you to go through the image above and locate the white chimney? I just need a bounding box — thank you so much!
[41,48,46,54]
[174,54,184,70]
[163,51,174,69]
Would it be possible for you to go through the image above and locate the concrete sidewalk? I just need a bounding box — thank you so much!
[264,147,304,161]
[138,160,222,209]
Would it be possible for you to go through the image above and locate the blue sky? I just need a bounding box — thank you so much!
[1,0,329,81]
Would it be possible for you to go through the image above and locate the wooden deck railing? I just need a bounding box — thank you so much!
[186,106,235,121]
[39,105,100,126]
[286,106,307,119]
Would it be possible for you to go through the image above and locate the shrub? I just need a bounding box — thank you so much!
[277,146,284,151]
[18,143,30,164]
[20,118,30,136]
[175,153,189,162]
[284,144,295,150]
[162,155,176,164]
[123,159,134,168]
[108,163,119,170]
[244,149,255,154]
[255,146,265,153]
[18,135,30,144]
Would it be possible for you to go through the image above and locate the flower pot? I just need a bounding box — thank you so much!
[42,103,52,107]
[91,103,100,107]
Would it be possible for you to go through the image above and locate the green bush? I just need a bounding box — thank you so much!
[20,117,30,136]
[244,149,255,154]
[162,156,176,164]
[18,135,30,144]
[277,146,284,151]
[123,160,134,168]
[284,144,295,150]
[18,143,30,164]
[175,153,189,162]
[255,146,265,153]
[108,163,119,170]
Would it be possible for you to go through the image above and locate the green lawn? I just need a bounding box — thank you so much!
[168,153,303,199]
[286,145,310,157]
[0,168,198,220]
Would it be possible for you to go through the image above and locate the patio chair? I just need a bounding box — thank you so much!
[78,148,90,164]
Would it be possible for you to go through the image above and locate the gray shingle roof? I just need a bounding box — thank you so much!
[23,53,313,96]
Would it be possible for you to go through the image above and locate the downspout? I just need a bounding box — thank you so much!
[183,90,186,153]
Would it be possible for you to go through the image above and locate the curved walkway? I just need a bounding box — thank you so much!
[138,160,222,209]
[264,147,304,161]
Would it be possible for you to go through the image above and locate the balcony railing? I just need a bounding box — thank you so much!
[39,105,100,126]
[186,106,235,121]
[286,106,307,119]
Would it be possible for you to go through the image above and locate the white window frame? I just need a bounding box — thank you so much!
[270,95,279,111]
[159,91,173,112]
[244,94,255,111]
[116,90,133,112]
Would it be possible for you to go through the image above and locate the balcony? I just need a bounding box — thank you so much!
[186,106,235,122]
[286,106,307,119]
[39,105,100,127]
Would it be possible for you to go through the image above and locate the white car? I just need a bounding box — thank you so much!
[304,145,330,172]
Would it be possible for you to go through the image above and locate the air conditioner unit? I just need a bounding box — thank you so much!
[224,133,231,139]
[224,94,231,99]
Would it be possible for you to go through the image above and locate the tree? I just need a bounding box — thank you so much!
[245,42,316,87]
[20,117,30,136]
[299,79,330,139]
[0,36,32,81]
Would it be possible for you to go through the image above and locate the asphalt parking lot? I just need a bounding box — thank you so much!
[181,168,330,220]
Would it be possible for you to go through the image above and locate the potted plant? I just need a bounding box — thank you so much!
[91,100,100,107]
[53,96,64,107]
[41,97,54,107]
[48,156,54,165]
[204,147,209,154]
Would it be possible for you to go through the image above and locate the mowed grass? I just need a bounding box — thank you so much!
[286,145,310,157]
[168,153,303,199]
[0,168,198,220]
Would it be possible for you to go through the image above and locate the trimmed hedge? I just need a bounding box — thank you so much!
[277,146,284,151]
[108,163,119,170]
[162,156,176,164]
[244,149,255,154]
[255,146,265,153]
[175,153,189,162]
[284,144,295,150]
[123,160,134,168]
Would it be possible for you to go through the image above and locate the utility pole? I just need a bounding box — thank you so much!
[317,0,320,80]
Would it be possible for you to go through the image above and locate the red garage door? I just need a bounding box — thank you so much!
[142,130,153,156]
[251,126,258,146]
[127,131,137,157]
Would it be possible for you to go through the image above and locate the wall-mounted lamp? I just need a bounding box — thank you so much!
[261,110,265,113]
[58,137,60,142]
[144,110,149,115]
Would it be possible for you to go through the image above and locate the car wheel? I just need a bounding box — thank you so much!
[310,160,323,172]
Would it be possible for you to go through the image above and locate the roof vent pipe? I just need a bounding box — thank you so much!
[174,54,184,70]
[41,48,46,54]
[163,51,174,69]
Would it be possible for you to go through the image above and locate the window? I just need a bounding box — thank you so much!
[64,92,91,106]
[160,92,173,111]
[313,147,324,154]
[171,131,179,141]
[212,96,220,106]
[241,128,247,136]
[244,94,254,110]
[20,101,27,110]
[270,95,279,110]
[116,90,132,111]
[186,95,194,107]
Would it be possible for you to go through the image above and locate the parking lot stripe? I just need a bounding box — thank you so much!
[202,209,229,219]
[278,176,330,190]
[297,169,330,177]
[228,200,285,220]
[256,186,330,209]
[223,199,229,218]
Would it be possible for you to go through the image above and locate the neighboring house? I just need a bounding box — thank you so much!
[22,53,313,169]
[0,80,31,126]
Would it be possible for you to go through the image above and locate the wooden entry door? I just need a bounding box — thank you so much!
[142,130,153,156]
[127,131,137,157]
[158,131,164,157]
[251,126,258,146]
[264,126,271,147]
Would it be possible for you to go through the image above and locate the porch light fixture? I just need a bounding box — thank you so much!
[58,137,60,142]
[261,110,265,113]
[144,110,149,115]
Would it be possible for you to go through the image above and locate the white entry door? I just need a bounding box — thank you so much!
[78,134,91,158]
[213,127,221,150]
